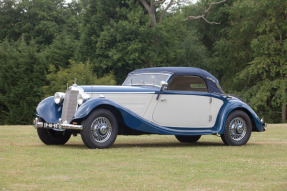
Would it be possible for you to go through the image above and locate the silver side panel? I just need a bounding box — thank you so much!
[61,90,79,123]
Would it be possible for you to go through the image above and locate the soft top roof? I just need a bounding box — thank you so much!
[129,67,219,83]
[129,67,222,94]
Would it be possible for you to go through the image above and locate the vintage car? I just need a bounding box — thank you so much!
[34,67,266,148]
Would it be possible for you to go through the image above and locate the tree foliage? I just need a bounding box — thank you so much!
[0,0,286,124]
[43,61,116,97]
[213,0,287,122]
[0,38,46,125]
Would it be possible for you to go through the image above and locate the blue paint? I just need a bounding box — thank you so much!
[35,96,62,123]
[215,99,264,134]
[71,95,264,135]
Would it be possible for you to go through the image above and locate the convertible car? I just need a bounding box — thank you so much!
[34,67,266,148]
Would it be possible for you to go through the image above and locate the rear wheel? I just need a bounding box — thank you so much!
[221,110,252,146]
[175,135,201,143]
[37,128,71,145]
[81,109,118,149]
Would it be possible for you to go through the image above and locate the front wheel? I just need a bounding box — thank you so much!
[81,109,118,149]
[175,135,201,143]
[37,128,71,145]
[221,110,252,146]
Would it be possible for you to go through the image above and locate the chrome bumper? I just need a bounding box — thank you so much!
[261,118,267,131]
[262,123,267,131]
[34,117,83,130]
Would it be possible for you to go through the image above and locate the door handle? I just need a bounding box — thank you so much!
[160,99,167,102]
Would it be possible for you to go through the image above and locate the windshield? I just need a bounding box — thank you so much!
[122,73,171,87]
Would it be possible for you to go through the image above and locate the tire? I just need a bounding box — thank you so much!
[37,128,71,145]
[221,110,252,146]
[175,135,201,143]
[81,109,118,149]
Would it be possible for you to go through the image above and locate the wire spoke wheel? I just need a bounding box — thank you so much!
[228,117,247,141]
[81,109,118,149]
[221,110,252,146]
[91,117,112,143]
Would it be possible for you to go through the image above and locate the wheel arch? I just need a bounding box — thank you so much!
[217,102,263,134]
[72,99,143,135]
[93,104,126,134]
[226,108,257,131]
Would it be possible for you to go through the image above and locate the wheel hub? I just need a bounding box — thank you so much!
[99,124,108,135]
[236,124,244,134]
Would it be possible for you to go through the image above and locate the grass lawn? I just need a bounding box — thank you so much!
[0,124,286,191]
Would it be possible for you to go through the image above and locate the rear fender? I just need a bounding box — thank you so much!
[217,100,264,134]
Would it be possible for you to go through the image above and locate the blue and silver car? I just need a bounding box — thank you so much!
[34,67,266,148]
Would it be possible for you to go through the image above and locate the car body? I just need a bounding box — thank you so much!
[34,67,266,148]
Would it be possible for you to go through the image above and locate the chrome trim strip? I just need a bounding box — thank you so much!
[60,123,83,130]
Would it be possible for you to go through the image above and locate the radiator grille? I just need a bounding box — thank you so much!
[61,90,79,123]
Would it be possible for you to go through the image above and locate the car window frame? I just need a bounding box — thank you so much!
[165,75,209,93]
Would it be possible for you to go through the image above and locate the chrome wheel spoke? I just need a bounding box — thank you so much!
[229,117,247,141]
[91,117,112,143]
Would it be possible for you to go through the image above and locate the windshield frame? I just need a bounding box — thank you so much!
[122,73,172,87]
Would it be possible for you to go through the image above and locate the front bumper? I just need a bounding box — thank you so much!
[262,123,267,131]
[261,118,267,131]
[34,117,83,130]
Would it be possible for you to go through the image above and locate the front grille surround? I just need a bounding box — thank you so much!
[61,89,79,124]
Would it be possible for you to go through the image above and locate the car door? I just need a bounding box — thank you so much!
[152,75,223,128]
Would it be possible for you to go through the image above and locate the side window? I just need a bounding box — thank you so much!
[166,76,208,92]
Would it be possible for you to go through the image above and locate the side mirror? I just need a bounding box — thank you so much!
[160,81,168,89]
[157,81,168,100]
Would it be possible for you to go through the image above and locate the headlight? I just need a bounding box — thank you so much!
[77,93,90,105]
[54,92,65,104]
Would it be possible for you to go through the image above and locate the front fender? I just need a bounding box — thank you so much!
[216,99,264,134]
[36,96,62,123]
[73,98,118,120]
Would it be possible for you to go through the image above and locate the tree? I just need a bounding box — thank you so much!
[0,0,80,47]
[91,0,215,83]
[45,33,76,69]
[76,0,125,62]
[95,1,152,83]
[0,38,46,124]
[138,0,228,27]
[43,61,116,97]
[0,0,21,41]
[213,0,287,123]
[136,0,227,67]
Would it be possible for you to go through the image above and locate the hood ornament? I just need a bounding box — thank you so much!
[73,78,77,85]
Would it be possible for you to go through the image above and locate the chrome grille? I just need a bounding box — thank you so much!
[61,89,79,123]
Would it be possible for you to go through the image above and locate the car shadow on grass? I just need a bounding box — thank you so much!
[112,141,226,148]
[61,141,242,149]
[14,141,258,149]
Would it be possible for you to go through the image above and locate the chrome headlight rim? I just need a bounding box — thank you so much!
[77,93,90,105]
[54,92,65,104]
